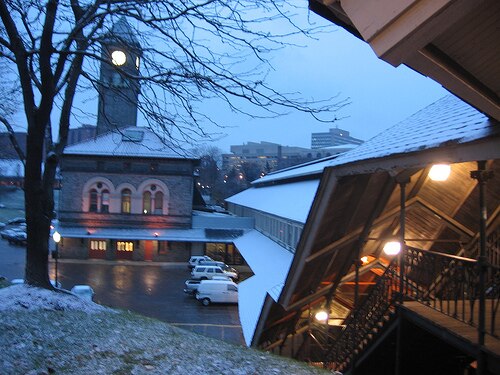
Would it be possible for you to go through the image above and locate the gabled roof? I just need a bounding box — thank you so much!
[249,95,500,350]
[254,95,498,185]
[326,95,499,173]
[226,179,320,224]
[63,127,196,160]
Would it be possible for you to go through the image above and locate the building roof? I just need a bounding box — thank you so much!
[57,226,248,243]
[226,179,320,224]
[234,230,293,346]
[63,127,196,160]
[0,132,26,159]
[309,0,500,121]
[252,95,500,350]
[325,95,498,173]
[254,95,499,185]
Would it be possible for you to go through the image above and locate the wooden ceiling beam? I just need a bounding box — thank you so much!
[415,196,475,237]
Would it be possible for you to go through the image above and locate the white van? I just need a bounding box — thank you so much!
[196,279,238,306]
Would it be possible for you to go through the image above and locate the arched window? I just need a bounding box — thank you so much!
[101,190,110,213]
[154,192,164,214]
[143,191,152,214]
[89,189,98,212]
[121,189,131,213]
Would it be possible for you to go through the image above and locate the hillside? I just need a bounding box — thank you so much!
[0,285,330,374]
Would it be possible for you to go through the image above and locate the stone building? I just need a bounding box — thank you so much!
[55,18,252,263]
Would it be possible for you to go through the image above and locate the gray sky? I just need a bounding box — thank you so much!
[205,12,448,153]
[8,7,448,154]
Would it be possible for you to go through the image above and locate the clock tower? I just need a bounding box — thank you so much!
[96,17,142,135]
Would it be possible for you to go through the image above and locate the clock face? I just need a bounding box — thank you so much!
[111,50,127,66]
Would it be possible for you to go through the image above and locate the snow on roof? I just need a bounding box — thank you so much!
[234,230,293,346]
[254,157,334,185]
[254,95,497,185]
[324,95,497,169]
[0,284,110,313]
[226,179,320,223]
[58,226,246,243]
[64,127,195,159]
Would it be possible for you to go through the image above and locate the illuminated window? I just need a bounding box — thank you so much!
[121,189,131,213]
[90,240,107,251]
[117,241,134,252]
[141,183,166,215]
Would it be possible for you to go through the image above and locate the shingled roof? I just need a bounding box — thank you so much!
[63,127,196,160]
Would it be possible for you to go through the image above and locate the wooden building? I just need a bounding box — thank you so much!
[228,1,500,372]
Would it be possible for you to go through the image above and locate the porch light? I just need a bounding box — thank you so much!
[383,241,401,256]
[314,309,329,323]
[52,231,61,244]
[360,256,369,265]
[429,164,451,181]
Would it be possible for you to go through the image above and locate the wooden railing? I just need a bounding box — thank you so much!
[324,247,500,372]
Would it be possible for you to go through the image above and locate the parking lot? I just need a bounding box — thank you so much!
[0,240,245,345]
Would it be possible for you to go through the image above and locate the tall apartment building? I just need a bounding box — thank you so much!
[311,127,364,149]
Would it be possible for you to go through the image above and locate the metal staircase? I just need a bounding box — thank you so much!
[324,246,499,373]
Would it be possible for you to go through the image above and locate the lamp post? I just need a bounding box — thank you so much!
[52,231,61,287]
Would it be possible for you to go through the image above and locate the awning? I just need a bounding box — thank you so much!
[226,179,319,223]
[234,230,293,346]
[57,226,247,243]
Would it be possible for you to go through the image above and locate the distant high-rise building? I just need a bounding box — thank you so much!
[311,127,363,149]
[222,141,356,173]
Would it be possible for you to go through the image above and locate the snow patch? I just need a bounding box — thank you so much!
[0,284,110,313]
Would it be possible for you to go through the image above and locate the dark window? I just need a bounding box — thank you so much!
[89,189,98,212]
[143,191,152,214]
[154,191,163,214]
[101,190,110,213]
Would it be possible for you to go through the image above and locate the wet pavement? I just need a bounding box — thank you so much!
[0,241,244,345]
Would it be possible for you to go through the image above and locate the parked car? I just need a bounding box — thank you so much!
[1,227,27,245]
[71,285,95,301]
[198,260,239,279]
[7,230,27,246]
[188,255,213,269]
[184,279,201,295]
[6,217,26,226]
[191,265,238,281]
[196,279,238,306]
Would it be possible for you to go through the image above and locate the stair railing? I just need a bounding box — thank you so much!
[324,247,499,372]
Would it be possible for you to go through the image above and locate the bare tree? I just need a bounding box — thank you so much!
[0,0,348,289]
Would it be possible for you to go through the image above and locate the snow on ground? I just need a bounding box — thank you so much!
[0,285,330,375]
[0,284,109,313]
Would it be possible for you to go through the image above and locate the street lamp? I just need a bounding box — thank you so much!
[52,231,61,287]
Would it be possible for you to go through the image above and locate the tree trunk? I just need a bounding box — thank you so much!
[23,119,54,289]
